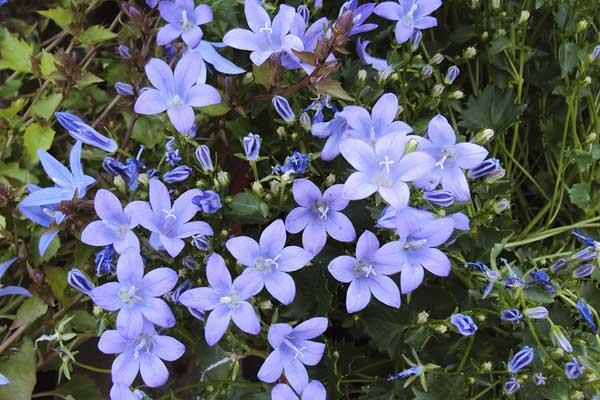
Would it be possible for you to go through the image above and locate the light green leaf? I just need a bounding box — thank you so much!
[75,70,104,89]
[45,266,68,306]
[0,29,33,73]
[568,182,591,209]
[0,163,33,183]
[0,339,36,400]
[315,78,354,101]
[131,115,165,149]
[40,51,58,77]
[23,123,55,163]
[0,99,26,120]
[80,25,117,47]
[31,92,63,120]
[252,62,272,88]
[226,192,269,223]
[11,297,48,330]
[38,8,74,31]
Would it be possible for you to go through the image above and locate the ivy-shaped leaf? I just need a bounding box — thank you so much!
[80,25,117,47]
[0,29,33,73]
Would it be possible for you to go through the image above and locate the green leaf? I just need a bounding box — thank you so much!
[226,192,269,223]
[0,79,22,98]
[361,302,409,357]
[40,51,58,77]
[0,99,26,120]
[591,143,600,160]
[0,29,33,73]
[30,92,63,120]
[55,375,102,400]
[315,78,354,101]
[558,42,579,77]
[0,162,33,183]
[568,182,591,209]
[23,123,55,163]
[131,115,165,149]
[75,70,104,89]
[38,8,73,31]
[45,266,68,305]
[0,338,36,400]
[199,99,230,117]
[459,86,523,133]
[252,62,272,88]
[489,36,512,55]
[80,25,117,47]
[11,297,48,329]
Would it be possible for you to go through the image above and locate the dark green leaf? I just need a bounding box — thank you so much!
[12,297,48,329]
[55,375,102,400]
[0,339,36,400]
[568,182,591,209]
[558,42,579,77]
[459,86,522,133]
[226,192,269,223]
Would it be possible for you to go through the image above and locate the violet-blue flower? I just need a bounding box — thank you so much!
[311,111,350,161]
[163,165,192,183]
[508,346,534,374]
[285,179,356,255]
[156,0,213,48]
[81,189,140,254]
[0,258,31,298]
[374,0,442,44]
[423,189,454,207]
[565,357,583,380]
[19,141,95,208]
[95,245,116,276]
[99,321,185,388]
[226,219,313,305]
[388,365,422,381]
[451,313,477,336]
[415,115,488,201]
[340,133,435,208]
[328,230,402,313]
[356,38,394,80]
[178,253,262,345]
[271,380,326,400]
[576,299,598,333]
[243,133,261,161]
[55,112,118,153]
[103,154,145,191]
[115,82,134,97]
[501,309,522,324]
[91,249,178,338]
[343,93,412,144]
[185,41,245,84]
[257,317,328,393]
[281,151,310,174]
[503,377,520,395]
[192,190,222,214]
[272,95,295,123]
[195,144,213,171]
[222,1,303,66]
[340,0,378,36]
[134,53,221,133]
[128,178,213,257]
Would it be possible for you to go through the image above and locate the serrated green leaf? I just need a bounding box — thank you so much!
[252,62,272,88]
[226,192,269,223]
[30,92,62,120]
[0,338,36,400]
[40,51,58,77]
[458,86,523,133]
[0,79,22,98]
[80,25,117,47]
[131,115,165,149]
[23,123,55,163]
[558,42,579,77]
[38,8,73,31]
[0,162,33,183]
[0,29,33,73]
[45,266,68,306]
[0,98,26,120]
[11,297,48,329]
[75,70,104,88]
[315,78,354,101]
[568,182,591,209]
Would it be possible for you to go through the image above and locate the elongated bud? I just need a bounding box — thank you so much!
[473,128,495,145]
[432,84,445,97]
[519,10,530,24]
[576,20,588,32]
[215,171,230,189]
[494,199,510,212]
[251,181,264,196]
[431,53,444,64]
[550,258,568,273]
[573,263,595,278]
[297,5,310,25]
[500,309,522,323]
[243,133,261,161]
[55,112,118,153]
[421,65,433,78]
[524,306,549,319]
[592,45,600,61]
[508,346,534,374]
[114,82,134,96]
[417,311,429,324]
[551,326,573,352]
[410,30,422,49]
[67,268,95,295]
[445,65,460,84]
[449,90,464,99]
[404,138,419,154]
[468,158,502,179]
[450,313,478,336]
[492,0,500,9]
[117,45,132,60]
[357,69,367,82]
[195,145,213,171]
[163,165,192,183]
[272,95,295,123]
[299,112,311,131]
[464,46,477,59]
[423,190,455,207]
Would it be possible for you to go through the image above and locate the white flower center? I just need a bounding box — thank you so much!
[259,22,273,34]
[181,10,193,31]
[133,334,155,359]
[219,291,241,308]
[353,260,376,278]
[313,200,329,220]
[118,285,142,306]
[162,208,177,220]
[435,146,456,170]
[379,155,395,173]
[404,238,428,249]
[402,2,419,24]
[253,255,280,272]
[168,95,185,109]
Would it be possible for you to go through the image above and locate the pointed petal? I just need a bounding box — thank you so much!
[179,287,221,310]
[322,184,348,211]
[347,279,371,313]
[356,230,380,260]
[111,353,139,386]
[245,0,271,32]
[226,236,260,267]
[342,172,377,200]
[206,253,232,291]
[141,297,176,328]
[231,301,261,335]
[140,267,178,296]
[292,317,328,339]
[277,246,312,272]
[427,115,456,145]
[326,212,356,242]
[187,84,221,107]
[441,167,470,201]
[140,355,169,388]
[284,359,309,394]
[117,249,144,283]
[369,275,401,308]
[285,207,310,234]
[154,335,185,361]
[292,179,322,207]
[91,282,122,311]
[134,88,168,115]
[454,143,489,169]
[260,219,286,257]
[257,349,284,383]
[167,105,195,133]
[144,58,174,93]
[372,93,398,134]
[156,23,181,46]
[98,330,128,354]
[149,179,171,216]
[116,307,144,338]
[160,235,186,257]
[81,221,118,247]
[378,181,410,209]
[302,222,327,256]
[340,138,377,172]
[328,255,356,283]
[264,271,296,305]
[205,306,231,345]
[401,263,424,293]
[223,29,259,51]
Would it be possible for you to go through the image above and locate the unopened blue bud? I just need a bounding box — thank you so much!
[114,82,134,96]
[410,30,423,49]
[171,279,192,304]
[67,268,95,295]
[508,346,534,374]
[191,234,210,250]
[503,378,520,394]
[533,373,546,385]
[243,133,261,161]
[421,64,433,78]
[297,5,310,25]
[272,95,295,123]
[55,112,118,153]
[551,326,573,353]
[195,145,213,171]
[423,189,454,207]
[192,190,222,214]
[524,306,549,319]
[550,258,568,273]
[388,365,422,381]
[376,206,396,229]
[163,166,192,183]
[592,45,600,61]
[165,138,181,166]
[576,299,598,333]
[445,65,460,84]
[565,357,583,380]
[468,158,502,179]
[573,246,597,261]
[573,263,595,278]
[501,309,522,323]
[118,45,132,60]
[94,246,116,276]
[451,313,478,336]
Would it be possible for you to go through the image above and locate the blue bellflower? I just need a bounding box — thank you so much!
[91,249,178,338]
[374,0,442,44]
[503,377,520,395]
[451,313,477,336]
[356,39,394,80]
[226,219,313,305]
[192,190,222,214]
[565,357,583,380]
[311,112,350,161]
[185,41,245,85]
[257,317,328,393]
[285,179,356,255]
[156,0,213,48]
[271,380,326,400]
[179,253,262,345]
[501,309,523,324]
[67,268,95,295]
[195,144,213,171]
[95,245,116,276]
[243,133,261,161]
[576,299,598,333]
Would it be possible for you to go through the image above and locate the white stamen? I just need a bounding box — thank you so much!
[379,156,395,173]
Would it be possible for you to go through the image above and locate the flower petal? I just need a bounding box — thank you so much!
[285,207,311,234]
[264,271,296,305]
[401,263,424,294]
[342,172,377,200]
[339,138,376,171]
[140,267,178,296]
[326,212,356,242]
[257,349,284,383]
[226,236,260,267]
[156,24,181,46]
[179,287,221,310]
[372,93,398,134]
[346,279,371,313]
[356,230,380,260]
[98,330,128,354]
[167,105,195,133]
[140,355,169,388]
[277,246,312,272]
[328,255,356,283]
[302,222,327,256]
[144,58,173,93]
[292,317,328,339]
[111,353,140,386]
[292,179,322,207]
[455,142,489,169]
[81,221,118,247]
[204,305,231,345]
[223,29,259,51]
[91,282,121,311]
[231,301,261,335]
[117,249,144,283]
[441,167,470,201]
[284,359,309,394]
[154,335,185,361]
[427,114,456,145]
[187,84,221,107]
[206,253,232,292]
[260,219,286,257]
[369,275,401,308]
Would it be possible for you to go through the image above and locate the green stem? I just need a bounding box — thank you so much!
[73,360,111,374]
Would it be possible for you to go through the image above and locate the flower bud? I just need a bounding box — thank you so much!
[195,145,213,171]
[404,138,420,154]
[492,0,500,9]
[449,90,464,99]
[215,171,230,189]
[297,5,310,25]
[464,46,477,59]
[576,20,588,32]
[519,10,530,24]
[587,132,597,143]
[431,53,444,64]
[192,190,222,214]
[163,165,192,183]
[573,263,595,278]
[524,306,549,319]
[468,158,502,179]
[117,45,132,60]
[434,324,448,334]
[276,126,286,138]
[299,112,311,131]
[251,181,264,196]
[67,268,95,295]
[583,76,592,86]
[272,95,295,123]
[243,72,254,85]
[410,30,422,49]
[113,175,127,193]
[243,133,261,161]
[114,81,134,96]
[259,300,273,310]
[421,65,433,78]
[432,84,445,97]
[481,362,492,372]
[445,66,460,84]
[55,112,118,153]
[592,45,600,61]
[191,234,210,250]
[494,199,510,213]
[565,357,583,380]
[357,69,367,82]
[508,346,534,374]
[473,128,495,145]
[417,311,429,324]
[550,258,568,273]
[450,313,478,336]
[484,167,505,182]
[551,326,573,353]
[501,309,522,323]
[503,378,520,395]
[325,173,336,186]
[423,190,455,207]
